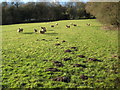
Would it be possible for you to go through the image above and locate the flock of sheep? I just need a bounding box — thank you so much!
[17,23,91,34]
[17,26,47,34]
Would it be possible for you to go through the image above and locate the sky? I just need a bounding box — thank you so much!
[1,0,119,3]
[0,0,89,3]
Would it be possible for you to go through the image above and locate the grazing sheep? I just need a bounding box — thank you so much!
[17,28,23,32]
[51,25,54,27]
[41,28,46,32]
[17,28,21,32]
[73,24,77,26]
[39,30,45,34]
[55,23,58,25]
[20,28,23,32]
[70,23,77,26]
[41,27,45,29]
[34,29,37,33]
[87,23,90,26]
[41,27,46,32]
[66,25,70,28]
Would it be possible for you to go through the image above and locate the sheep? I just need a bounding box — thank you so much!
[41,27,45,29]
[20,28,23,32]
[39,27,46,34]
[17,28,21,32]
[66,25,70,28]
[41,27,46,32]
[39,30,45,34]
[34,29,37,33]
[17,28,23,32]
[70,23,77,26]
[51,25,54,27]
[55,23,58,25]
[73,24,77,26]
[87,23,90,26]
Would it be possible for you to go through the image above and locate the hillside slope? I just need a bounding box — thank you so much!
[2,19,119,88]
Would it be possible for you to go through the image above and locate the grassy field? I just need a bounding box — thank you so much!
[2,19,119,88]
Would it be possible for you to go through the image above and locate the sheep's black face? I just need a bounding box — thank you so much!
[40,31,45,34]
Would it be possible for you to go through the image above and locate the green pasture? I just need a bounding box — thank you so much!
[2,19,119,88]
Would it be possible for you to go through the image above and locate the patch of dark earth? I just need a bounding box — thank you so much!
[43,60,48,62]
[73,64,86,68]
[77,55,85,58]
[55,43,61,46]
[63,58,72,61]
[64,49,72,52]
[83,61,88,63]
[71,47,78,51]
[80,75,88,80]
[89,58,103,62]
[45,68,60,72]
[62,40,66,42]
[36,39,40,41]
[53,61,64,67]
[41,39,47,41]
[52,76,70,83]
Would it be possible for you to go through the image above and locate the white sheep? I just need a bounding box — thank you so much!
[41,27,46,32]
[55,23,58,25]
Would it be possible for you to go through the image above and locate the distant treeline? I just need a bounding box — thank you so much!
[2,2,94,25]
[2,2,119,28]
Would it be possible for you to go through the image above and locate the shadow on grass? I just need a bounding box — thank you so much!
[23,32,34,34]
[45,33,58,36]
[48,30,54,31]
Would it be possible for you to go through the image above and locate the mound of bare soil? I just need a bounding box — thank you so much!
[45,68,59,72]
[64,49,72,52]
[52,76,70,83]
[77,55,85,58]
[53,61,64,67]
[63,58,72,61]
